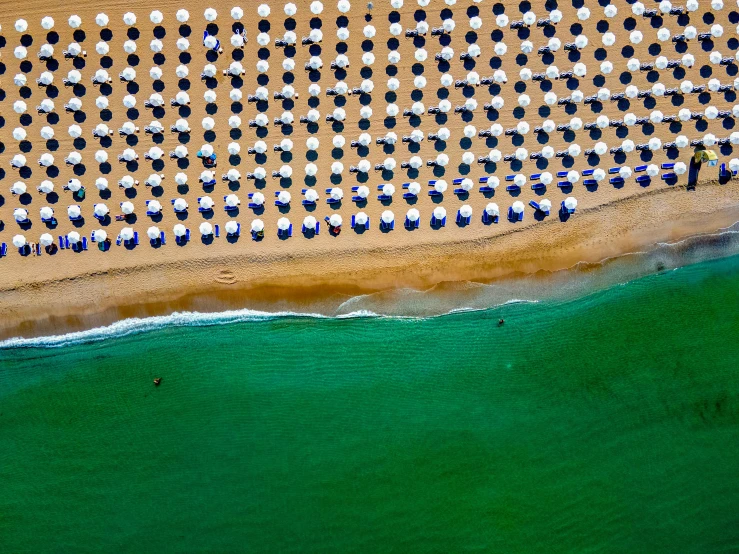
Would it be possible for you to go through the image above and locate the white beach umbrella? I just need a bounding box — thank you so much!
[225,169,241,182]
[674,162,687,175]
[39,207,54,222]
[15,46,28,60]
[200,222,214,236]
[305,163,318,177]
[38,180,54,194]
[433,207,447,222]
[96,13,109,26]
[11,181,28,195]
[67,178,82,192]
[39,233,54,247]
[148,200,163,214]
[619,167,633,179]
[119,176,136,189]
[602,33,616,46]
[544,92,558,106]
[13,101,27,114]
[199,197,215,210]
[539,173,553,186]
[13,154,28,168]
[14,208,28,222]
[13,74,27,87]
[67,205,82,219]
[648,138,662,151]
[13,235,27,248]
[172,224,187,239]
[119,201,134,215]
[329,188,344,201]
[146,227,160,241]
[13,128,27,141]
[511,201,525,215]
[204,8,218,21]
[96,96,109,110]
[150,39,163,53]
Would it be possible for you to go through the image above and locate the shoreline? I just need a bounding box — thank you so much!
[1,179,738,341]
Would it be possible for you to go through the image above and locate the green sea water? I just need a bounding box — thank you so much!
[1,253,739,553]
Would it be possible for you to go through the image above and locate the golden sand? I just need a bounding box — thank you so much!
[1,0,738,338]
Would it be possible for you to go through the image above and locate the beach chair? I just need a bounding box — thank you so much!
[561,201,576,214]
[508,207,524,221]
[402,193,417,200]
[608,167,621,174]
[583,179,598,186]
[326,198,341,205]
[505,175,516,181]
[65,237,70,249]
[453,188,466,195]
[214,225,220,238]
[529,201,541,211]
[661,162,675,170]
[479,177,490,183]
[59,236,65,249]
[452,178,464,185]
[479,186,496,193]
[0,243,8,257]
[225,204,238,212]
[381,219,395,230]
[530,173,541,180]
[134,232,140,245]
[505,184,520,192]
[278,224,293,237]
[635,165,648,172]
[36,243,42,256]
[610,177,625,185]
[428,190,443,197]
[556,171,568,178]
[247,203,262,209]
[427,180,437,185]
[325,188,334,194]
[82,237,88,250]
[582,169,594,176]
[557,181,571,189]
[431,215,446,227]
[116,235,122,246]
[352,196,365,202]
[377,194,392,201]
[661,173,677,180]
[402,183,410,189]
[532,183,546,190]
[456,210,472,225]
[636,175,651,185]
[302,199,317,206]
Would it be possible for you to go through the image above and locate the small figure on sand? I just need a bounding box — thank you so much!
[153,378,162,387]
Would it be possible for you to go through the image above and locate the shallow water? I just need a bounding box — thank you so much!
[1,249,739,552]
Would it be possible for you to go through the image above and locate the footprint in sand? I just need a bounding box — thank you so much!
[215,270,237,286]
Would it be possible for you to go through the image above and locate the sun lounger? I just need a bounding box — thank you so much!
[610,177,625,185]
[582,169,594,176]
[583,179,598,186]
[214,225,220,238]
[402,183,410,189]
[661,172,677,180]
[428,190,443,197]
[325,188,334,193]
[116,235,122,246]
[302,199,317,206]
[482,212,499,224]
[479,177,489,183]
[661,162,675,170]
[81,237,88,250]
[564,201,578,214]
[0,243,6,257]
[507,207,524,221]
[532,183,546,190]
[529,200,541,211]
[556,171,568,178]
[530,173,542,180]
[248,203,262,209]
[352,196,365,202]
[479,186,496,193]
[608,167,621,174]
[352,186,360,192]
[505,184,520,192]
[134,232,139,245]
[65,237,70,249]
[636,175,651,185]
[557,181,571,188]
[377,194,392,201]
[452,178,463,185]
[427,180,437,185]
[326,198,341,205]
[505,175,516,181]
[454,188,467,195]
[36,243,42,255]
[456,211,472,225]
[635,165,648,172]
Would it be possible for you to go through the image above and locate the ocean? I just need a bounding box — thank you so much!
[1,232,739,552]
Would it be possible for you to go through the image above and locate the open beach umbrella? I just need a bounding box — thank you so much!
[67,179,82,192]
[173,198,188,212]
[67,205,82,219]
[95,151,108,163]
[250,220,265,234]
[14,101,27,114]
[674,162,687,175]
[407,208,420,223]
[14,208,29,222]
[146,226,160,241]
[173,224,187,238]
[38,180,54,194]
[96,13,109,26]
[94,178,109,191]
[200,222,214,236]
[11,181,28,195]
[94,203,109,217]
[329,188,344,201]
[199,197,215,210]
[225,169,240,182]
[224,194,240,208]
[303,216,318,231]
[120,201,135,215]
[147,200,163,214]
[540,173,553,186]
[433,207,447,222]
[305,164,318,177]
[511,201,525,215]
[13,128,27,141]
[39,233,54,247]
[12,155,28,168]
[13,235,27,248]
[304,189,319,203]
[14,74,27,87]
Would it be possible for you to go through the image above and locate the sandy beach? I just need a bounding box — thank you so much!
[1,0,739,339]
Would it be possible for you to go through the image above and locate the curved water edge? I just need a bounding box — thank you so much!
[2,220,739,349]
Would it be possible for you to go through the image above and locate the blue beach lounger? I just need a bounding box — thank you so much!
[0,244,6,257]
[661,173,677,180]
[160,231,166,244]
[635,165,648,172]
[661,162,675,170]
[530,173,541,180]
[531,183,546,190]
[610,177,625,185]
[582,169,594,176]
[636,175,651,185]
[214,225,220,238]
[608,167,621,174]
[505,184,520,192]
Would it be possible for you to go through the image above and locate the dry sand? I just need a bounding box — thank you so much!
[1,0,738,339]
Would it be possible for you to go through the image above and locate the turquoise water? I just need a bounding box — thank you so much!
[1,251,739,552]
